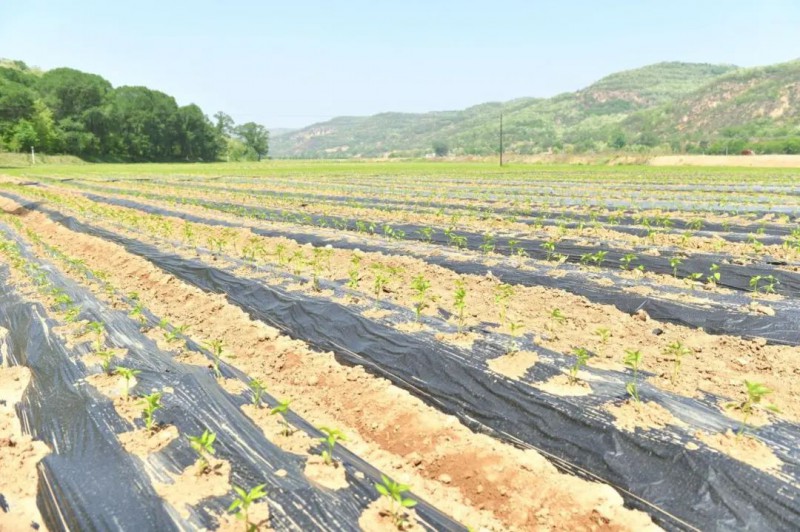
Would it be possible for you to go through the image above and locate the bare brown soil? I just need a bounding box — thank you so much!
[696,430,782,471]
[0,361,49,532]
[606,401,686,433]
[650,155,800,168]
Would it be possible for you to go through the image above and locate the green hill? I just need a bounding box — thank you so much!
[271,61,800,158]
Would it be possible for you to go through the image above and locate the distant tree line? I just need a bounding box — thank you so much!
[0,61,269,162]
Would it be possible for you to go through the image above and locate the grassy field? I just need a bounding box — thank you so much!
[3,157,800,182]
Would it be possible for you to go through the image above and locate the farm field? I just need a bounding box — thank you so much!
[1,160,799,531]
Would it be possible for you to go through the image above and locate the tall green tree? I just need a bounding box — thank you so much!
[235,122,269,160]
[37,68,111,120]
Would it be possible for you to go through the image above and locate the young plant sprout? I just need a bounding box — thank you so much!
[249,379,267,407]
[115,366,141,398]
[411,275,431,322]
[375,474,418,530]
[347,254,361,290]
[669,257,682,278]
[188,429,217,472]
[274,243,287,265]
[590,250,607,266]
[140,392,163,431]
[204,338,225,378]
[318,426,346,466]
[748,274,778,296]
[129,302,147,325]
[493,283,514,325]
[453,279,467,333]
[685,272,703,290]
[664,341,691,385]
[568,347,590,384]
[86,321,105,350]
[480,233,495,254]
[619,253,636,271]
[310,247,326,290]
[508,320,524,337]
[540,240,556,261]
[368,269,388,302]
[417,227,434,243]
[595,327,611,344]
[270,399,294,436]
[550,308,566,325]
[707,263,721,286]
[623,349,643,404]
[96,348,115,375]
[64,305,81,323]
[228,484,268,532]
[164,324,189,344]
[727,381,780,436]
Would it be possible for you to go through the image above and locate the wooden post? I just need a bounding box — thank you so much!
[31,146,35,165]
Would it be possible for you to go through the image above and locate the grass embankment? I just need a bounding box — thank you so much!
[3,157,800,182]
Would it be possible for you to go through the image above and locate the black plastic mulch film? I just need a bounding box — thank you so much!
[69,187,800,298]
[31,191,799,347]
[70,177,800,238]
[96,178,798,244]
[0,226,461,531]
[8,199,800,531]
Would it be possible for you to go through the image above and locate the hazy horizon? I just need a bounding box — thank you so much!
[3,0,799,130]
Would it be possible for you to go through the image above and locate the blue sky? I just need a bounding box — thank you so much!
[2,0,799,129]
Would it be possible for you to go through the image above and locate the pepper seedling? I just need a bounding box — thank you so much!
[595,327,611,344]
[664,341,691,385]
[727,381,780,436]
[375,474,418,530]
[568,347,590,384]
[204,338,225,379]
[115,366,141,399]
[453,279,467,333]
[623,349,643,404]
[550,308,566,325]
[411,275,431,323]
[188,429,217,473]
[318,426,346,466]
[249,379,266,407]
[140,392,163,432]
[493,283,514,326]
[620,253,636,270]
[228,484,268,532]
[270,399,294,436]
[85,321,105,350]
[669,257,683,278]
[96,348,115,375]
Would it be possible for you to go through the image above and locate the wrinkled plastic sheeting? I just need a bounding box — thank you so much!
[0,233,463,532]
[38,192,800,346]
[29,209,800,532]
[77,191,800,297]
[0,270,184,531]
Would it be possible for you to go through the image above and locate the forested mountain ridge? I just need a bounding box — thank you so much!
[270,60,800,158]
[0,59,268,162]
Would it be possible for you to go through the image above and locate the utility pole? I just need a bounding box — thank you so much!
[499,112,504,167]
[31,146,35,165]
